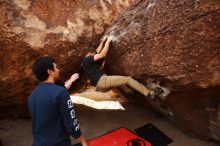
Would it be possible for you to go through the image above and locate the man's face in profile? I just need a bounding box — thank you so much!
[51,63,60,81]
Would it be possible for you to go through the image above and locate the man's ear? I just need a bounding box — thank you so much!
[47,69,53,75]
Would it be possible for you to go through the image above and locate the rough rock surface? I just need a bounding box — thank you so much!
[0,0,137,118]
[104,0,220,142]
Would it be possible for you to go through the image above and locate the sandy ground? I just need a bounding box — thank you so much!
[0,103,218,146]
[0,89,219,146]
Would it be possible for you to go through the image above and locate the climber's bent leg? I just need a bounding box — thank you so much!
[96,75,151,96]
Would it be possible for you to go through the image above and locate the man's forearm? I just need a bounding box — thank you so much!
[64,73,79,89]
[64,78,73,89]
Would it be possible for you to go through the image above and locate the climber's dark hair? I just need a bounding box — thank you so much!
[32,56,55,81]
[85,47,96,54]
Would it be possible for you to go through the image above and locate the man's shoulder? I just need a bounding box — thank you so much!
[31,83,67,95]
[51,84,67,93]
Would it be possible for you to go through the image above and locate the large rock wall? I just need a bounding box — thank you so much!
[105,0,220,88]
[0,0,137,118]
[104,0,220,141]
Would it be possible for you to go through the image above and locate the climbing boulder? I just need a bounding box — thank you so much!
[104,0,220,141]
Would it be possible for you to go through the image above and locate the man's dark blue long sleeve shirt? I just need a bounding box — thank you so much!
[28,82,81,146]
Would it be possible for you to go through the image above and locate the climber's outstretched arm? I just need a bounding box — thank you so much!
[94,36,113,61]
[95,36,107,54]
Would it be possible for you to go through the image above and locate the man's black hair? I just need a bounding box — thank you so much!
[32,56,55,81]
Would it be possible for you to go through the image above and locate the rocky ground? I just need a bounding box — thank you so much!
[0,103,218,146]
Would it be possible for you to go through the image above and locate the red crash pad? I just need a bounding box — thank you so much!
[88,127,151,146]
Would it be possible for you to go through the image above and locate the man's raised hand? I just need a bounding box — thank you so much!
[70,73,79,82]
